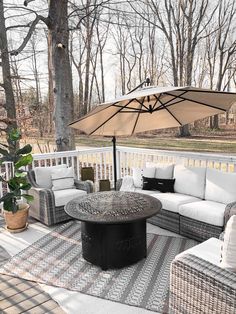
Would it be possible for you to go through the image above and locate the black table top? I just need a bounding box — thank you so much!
[65,191,162,224]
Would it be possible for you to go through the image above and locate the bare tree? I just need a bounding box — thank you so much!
[0,0,17,134]
[10,0,75,151]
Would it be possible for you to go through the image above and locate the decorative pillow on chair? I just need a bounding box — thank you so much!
[51,167,75,191]
[142,177,175,193]
[220,215,236,272]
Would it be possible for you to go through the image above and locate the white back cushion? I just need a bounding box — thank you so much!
[51,167,75,191]
[174,165,206,199]
[132,167,156,188]
[220,215,236,271]
[146,162,174,179]
[205,168,236,204]
[34,164,67,189]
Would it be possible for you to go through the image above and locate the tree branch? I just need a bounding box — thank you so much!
[24,0,35,6]
[10,15,49,56]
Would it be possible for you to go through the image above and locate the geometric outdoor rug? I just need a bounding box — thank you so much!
[0,221,197,313]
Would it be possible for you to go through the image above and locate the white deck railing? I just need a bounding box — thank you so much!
[1,146,236,196]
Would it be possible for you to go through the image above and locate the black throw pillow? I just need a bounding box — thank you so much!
[142,177,175,193]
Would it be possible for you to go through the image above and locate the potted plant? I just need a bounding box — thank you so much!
[0,129,34,232]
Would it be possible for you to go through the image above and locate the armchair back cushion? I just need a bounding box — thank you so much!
[205,168,236,204]
[34,164,67,188]
[51,167,75,191]
[220,215,236,271]
[174,165,206,199]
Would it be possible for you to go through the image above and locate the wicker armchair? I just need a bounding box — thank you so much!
[27,169,93,226]
[170,253,236,314]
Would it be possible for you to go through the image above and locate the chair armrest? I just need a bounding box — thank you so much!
[28,187,56,225]
[170,254,236,314]
[116,178,123,191]
[74,179,93,193]
[27,170,40,188]
[224,201,236,228]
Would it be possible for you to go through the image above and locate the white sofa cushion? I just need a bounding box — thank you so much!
[120,176,135,191]
[154,193,200,213]
[34,164,67,189]
[174,165,206,199]
[146,162,174,179]
[133,188,161,196]
[132,167,156,188]
[179,200,226,227]
[205,168,236,204]
[51,167,75,191]
[220,215,236,271]
[53,189,87,207]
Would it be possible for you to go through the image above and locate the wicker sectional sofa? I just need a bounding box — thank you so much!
[118,163,236,242]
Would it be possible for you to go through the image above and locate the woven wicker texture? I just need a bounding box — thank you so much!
[170,254,236,314]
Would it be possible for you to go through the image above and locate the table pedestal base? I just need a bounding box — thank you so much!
[81,221,146,270]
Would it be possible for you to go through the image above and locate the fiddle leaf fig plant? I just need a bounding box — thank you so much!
[0,129,34,213]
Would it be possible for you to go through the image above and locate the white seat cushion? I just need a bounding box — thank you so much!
[175,237,222,266]
[174,165,206,199]
[134,188,161,196]
[34,164,67,189]
[179,200,226,227]
[205,168,236,204]
[156,193,200,213]
[53,189,87,207]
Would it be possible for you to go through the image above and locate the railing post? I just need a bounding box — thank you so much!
[116,147,121,180]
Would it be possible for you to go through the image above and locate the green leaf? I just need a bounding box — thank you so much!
[9,129,21,142]
[21,183,31,190]
[22,194,34,202]
[3,198,16,212]
[15,171,27,178]
[15,154,33,169]
[8,179,20,190]
[16,144,32,155]
[0,192,15,203]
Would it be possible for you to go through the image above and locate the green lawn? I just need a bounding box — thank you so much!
[75,135,236,154]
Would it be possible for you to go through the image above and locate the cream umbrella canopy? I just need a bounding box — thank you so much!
[69,85,236,187]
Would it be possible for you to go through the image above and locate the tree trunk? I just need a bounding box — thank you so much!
[0,0,17,133]
[47,32,54,134]
[48,0,75,151]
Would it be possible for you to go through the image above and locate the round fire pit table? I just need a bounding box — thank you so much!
[65,191,161,270]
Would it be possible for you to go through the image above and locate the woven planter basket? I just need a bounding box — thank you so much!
[4,203,29,232]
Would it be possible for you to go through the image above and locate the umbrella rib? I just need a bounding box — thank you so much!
[164,92,227,111]
[176,88,236,95]
[158,99,182,126]
[89,98,137,135]
[153,90,188,109]
[131,100,145,135]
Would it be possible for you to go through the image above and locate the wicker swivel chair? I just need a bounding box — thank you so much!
[27,166,93,226]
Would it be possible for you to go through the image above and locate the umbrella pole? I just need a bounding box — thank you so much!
[112,136,117,190]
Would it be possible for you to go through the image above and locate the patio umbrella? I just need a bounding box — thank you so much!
[69,85,236,188]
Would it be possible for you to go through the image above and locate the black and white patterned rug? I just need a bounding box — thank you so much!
[0,221,197,313]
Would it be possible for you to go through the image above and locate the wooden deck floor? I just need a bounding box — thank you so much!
[0,274,65,314]
[0,218,65,314]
